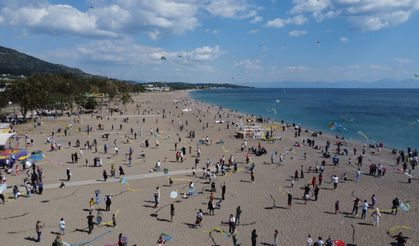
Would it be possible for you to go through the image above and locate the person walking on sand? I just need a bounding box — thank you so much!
[35,220,44,242]
[208,199,215,215]
[316,236,324,246]
[250,170,255,183]
[251,229,258,246]
[235,206,242,226]
[66,168,71,181]
[105,195,112,211]
[325,236,333,246]
[355,168,361,182]
[59,218,65,235]
[112,213,117,228]
[170,203,175,222]
[119,166,125,176]
[371,194,377,208]
[335,200,340,214]
[392,197,400,215]
[88,197,96,211]
[272,229,279,246]
[311,177,316,188]
[352,197,360,216]
[103,170,108,182]
[87,212,94,234]
[110,164,116,178]
[361,200,368,219]
[195,209,203,228]
[153,187,160,208]
[372,208,381,226]
[221,183,226,200]
[288,193,293,209]
[228,214,236,233]
[306,234,313,246]
[314,185,320,201]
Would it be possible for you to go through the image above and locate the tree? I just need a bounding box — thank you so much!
[84,97,97,110]
[121,93,132,105]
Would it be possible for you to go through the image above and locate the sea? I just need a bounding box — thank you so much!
[190,88,419,150]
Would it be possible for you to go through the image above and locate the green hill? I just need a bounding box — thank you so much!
[0,45,87,76]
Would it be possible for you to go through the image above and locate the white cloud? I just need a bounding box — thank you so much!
[266,18,287,28]
[1,4,118,37]
[393,58,412,65]
[290,0,419,31]
[182,46,224,61]
[56,39,224,66]
[289,30,307,37]
[250,16,263,23]
[206,0,257,19]
[291,0,332,15]
[0,16,3,24]
[292,15,308,25]
[0,0,200,38]
[148,30,160,40]
[339,36,349,43]
[265,15,307,28]
[247,29,260,34]
[236,59,263,71]
[352,10,412,32]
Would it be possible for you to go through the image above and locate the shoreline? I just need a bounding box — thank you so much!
[187,90,401,158]
[188,88,415,151]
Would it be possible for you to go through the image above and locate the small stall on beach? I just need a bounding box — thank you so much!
[235,125,264,139]
[0,123,11,133]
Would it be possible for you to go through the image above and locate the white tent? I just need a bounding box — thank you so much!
[0,133,15,148]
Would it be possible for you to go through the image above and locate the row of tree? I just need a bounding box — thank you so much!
[0,73,145,120]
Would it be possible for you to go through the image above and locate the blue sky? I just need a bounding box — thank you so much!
[0,0,419,84]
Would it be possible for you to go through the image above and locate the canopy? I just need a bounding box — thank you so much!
[0,123,11,133]
[0,133,15,147]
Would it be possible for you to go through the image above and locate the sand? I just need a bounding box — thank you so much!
[0,90,417,246]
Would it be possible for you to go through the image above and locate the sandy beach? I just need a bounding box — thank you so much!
[0,90,417,246]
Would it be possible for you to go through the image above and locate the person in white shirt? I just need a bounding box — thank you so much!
[372,208,381,226]
[228,214,236,233]
[156,160,161,171]
[307,234,313,246]
[316,236,324,246]
[361,200,369,219]
[59,218,65,235]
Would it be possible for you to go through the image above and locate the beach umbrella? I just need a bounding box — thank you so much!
[170,191,178,199]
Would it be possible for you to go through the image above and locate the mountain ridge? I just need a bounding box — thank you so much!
[0,45,87,76]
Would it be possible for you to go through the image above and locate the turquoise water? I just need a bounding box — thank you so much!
[190,88,419,150]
